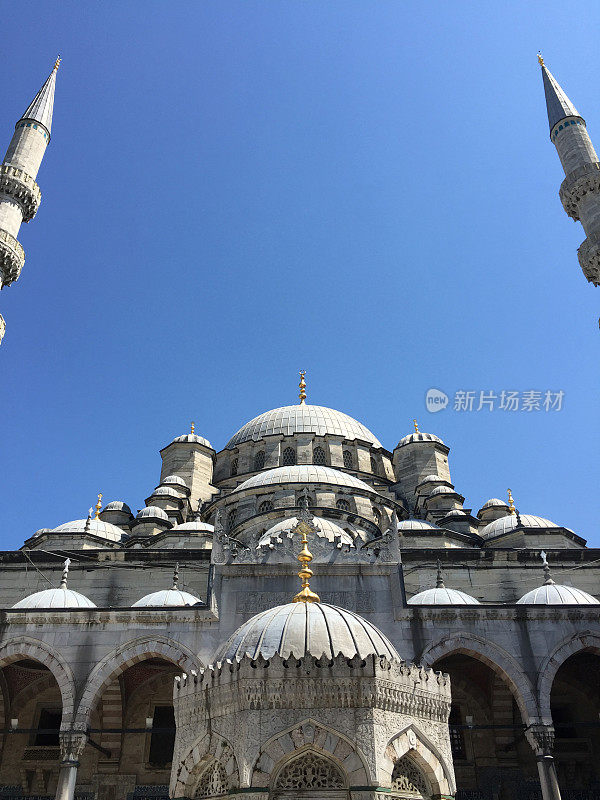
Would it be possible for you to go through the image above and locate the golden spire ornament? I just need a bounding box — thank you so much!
[537,52,544,67]
[292,490,320,603]
[94,493,103,520]
[54,55,61,71]
[299,370,307,405]
[413,419,419,433]
[191,421,195,435]
[507,488,516,516]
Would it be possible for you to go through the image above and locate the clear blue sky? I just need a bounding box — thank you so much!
[0,1,598,549]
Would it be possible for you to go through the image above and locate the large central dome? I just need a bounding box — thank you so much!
[225,404,382,449]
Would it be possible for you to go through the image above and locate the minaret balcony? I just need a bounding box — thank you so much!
[0,164,41,222]
[559,161,600,220]
[577,234,600,286]
[0,227,25,287]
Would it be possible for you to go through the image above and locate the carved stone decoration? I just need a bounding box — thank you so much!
[390,755,432,799]
[194,760,229,798]
[273,751,346,790]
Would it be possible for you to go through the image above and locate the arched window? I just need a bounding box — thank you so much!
[258,500,273,513]
[370,455,378,474]
[282,447,296,466]
[273,751,346,791]
[194,760,229,798]
[390,755,432,799]
[313,446,326,465]
[230,458,238,477]
[227,508,237,530]
[343,449,353,469]
[254,450,265,471]
[336,499,350,511]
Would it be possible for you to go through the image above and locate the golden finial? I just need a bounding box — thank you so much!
[537,52,544,67]
[292,492,320,603]
[413,419,419,433]
[507,488,516,516]
[53,55,61,71]
[190,421,195,435]
[94,493,103,520]
[299,370,307,405]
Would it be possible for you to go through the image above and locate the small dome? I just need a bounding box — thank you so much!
[397,519,442,531]
[427,486,456,497]
[225,404,382,449]
[162,475,189,489]
[258,517,355,547]
[481,498,508,509]
[233,465,375,494]
[49,518,124,543]
[13,587,96,609]
[149,486,181,498]
[408,587,480,606]
[441,509,468,518]
[170,433,212,449]
[170,521,214,533]
[216,602,399,662]
[416,475,451,487]
[479,514,567,540]
[103,501,132,514]
[397,432,444,448]
[136,506,169,521]
[517,584,598,605]
[133,588,203,607]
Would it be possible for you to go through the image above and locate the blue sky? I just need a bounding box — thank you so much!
[0,1,598,548]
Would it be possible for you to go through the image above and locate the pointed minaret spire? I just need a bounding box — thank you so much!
[539,56,600,287]
[436,559,445,589]
[0,59,60,307]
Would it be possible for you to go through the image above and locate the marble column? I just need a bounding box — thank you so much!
[525,725,562,800]
[56,731,87,800]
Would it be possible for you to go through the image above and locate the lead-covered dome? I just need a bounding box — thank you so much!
[233,465,375,494]
[479,514,568,539]
[398,432,444,447]
[517,584,598,605]
[225,405,382,449]
[47,518,125,543]
[133,588,203,607]
[13,587,96,609]
[408,587,480,605]
[216,602,399,662]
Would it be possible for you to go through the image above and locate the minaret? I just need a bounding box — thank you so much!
[0,58,59,292]
[539,55,600,286]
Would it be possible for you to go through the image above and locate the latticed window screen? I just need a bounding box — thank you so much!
[449,704,467,760]
[230,458,238,476]
[194,760,229,798]
[273,751,346,790]
[343,449,353,469]
[227,508,237,530]
[258,500,273,513]
[313,446,326,465]
[282,447,296,466]
[254,450,265,470]
[390,755,431,799]
[336,499,350,511]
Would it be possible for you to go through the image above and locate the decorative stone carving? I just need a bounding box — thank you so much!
[0,164,41,221]
[390,755,431,798]
[59,730,88,764]
[193,760,229,797]
[559,161,600,220]
[0,228,25,287]
[525,724,555,757]
[578,235,600,286]
[273,751,346,790]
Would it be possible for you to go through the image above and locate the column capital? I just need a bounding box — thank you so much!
[59,730,87,763]
[525,723,555,757]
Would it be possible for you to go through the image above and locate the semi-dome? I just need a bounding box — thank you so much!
[479,514,568,539]
[225,404,382,449]
[170,433,212,449]
[398,432,444,447]
[170,521,214,533]
[136,506,169,521]
[408,587,480,605]
[48,518,125,543]
[397,519,442,531]
[233,465,375,494]
[103,501,132,514]
[516,584,599,605]
[216,602,399,662]
[133,588,202,607]
[258,517,355,547]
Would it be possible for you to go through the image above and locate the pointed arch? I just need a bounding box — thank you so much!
[537,631,600,722]
[74,635,201,729]
[419,633,538,723]
[171,731,238,798]
[383,724,455,796]
[0,637,76,726]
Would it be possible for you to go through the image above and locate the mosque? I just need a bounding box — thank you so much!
[0,56,599,800]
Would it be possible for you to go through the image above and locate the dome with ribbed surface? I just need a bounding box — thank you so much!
[13,587,96,609]
[517,584,598,605]
[216,602,399,662]
[258,517,355,547]
[133,589,203,607]
[397,432,444,447]
[169,433,212,449]
[233,465,375,494]
[408,587,480,605]
[479,514,567,540]
[397,519,442,531]
[481,498,508,509]
[225,405,381,449]
[136,506,169,521]
[48,518,125,543]
[170,521,214,533]
[103,501,132,515]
